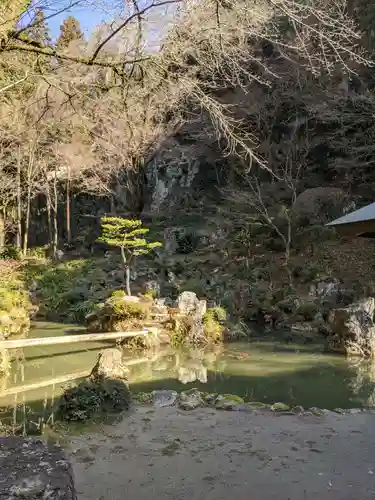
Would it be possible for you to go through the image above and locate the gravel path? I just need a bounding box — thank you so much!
[69,406,375,500]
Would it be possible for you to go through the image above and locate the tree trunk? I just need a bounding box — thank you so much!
[52,169,58,259]
[46,193,52,249]
[16,152,22,249]
[23,186,31,255]
[0,211,5,252]
[121,246,131,295]
[109,195,116,215]
[125,266,131,296]
[66,170,71,244]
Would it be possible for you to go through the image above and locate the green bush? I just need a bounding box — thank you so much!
[0,245,21,261]
[107,290,149,320]
[33,259,110,323]
[296,302,319,321]
[203,306,227,342]
[0,261,32,338]
[169,316,191,348]
[0,262,30,312]
[85,290,151,333]
[57,378,131,422]
[26,245,49,259]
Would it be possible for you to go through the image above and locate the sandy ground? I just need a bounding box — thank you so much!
[68,406,375,500]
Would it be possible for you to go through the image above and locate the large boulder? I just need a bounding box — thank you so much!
[175,291,207,344]
[293,187,352,225]
[90,348,130,381]
[176,291,207,317]
[327,298,375,357]
[0,437,76,499]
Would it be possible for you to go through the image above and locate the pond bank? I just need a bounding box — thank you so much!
[69,405,375,500]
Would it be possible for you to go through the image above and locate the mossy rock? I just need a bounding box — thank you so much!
[57,377,131,422]
[132,392,153,404]
[86,291,151,333]
[248,401,269,408]
[309,407,325,416]
[221,394,244,403]
[333,408,346,414]
[271,402,290,412]
[179,388,205,410]
[202,393,218,404]
[215,394,245,410]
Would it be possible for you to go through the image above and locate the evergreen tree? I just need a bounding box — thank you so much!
[57,16,84,50]
[26,9,51,46]
[97,217,162,296]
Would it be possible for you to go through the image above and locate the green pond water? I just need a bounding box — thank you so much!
[1,322,375,428]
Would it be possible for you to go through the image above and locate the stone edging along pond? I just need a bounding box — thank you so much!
[131,388,368,416]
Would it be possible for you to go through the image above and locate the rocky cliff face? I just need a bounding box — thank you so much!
[145,128,227,213]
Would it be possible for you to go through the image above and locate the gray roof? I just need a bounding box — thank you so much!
[326,202,375,226]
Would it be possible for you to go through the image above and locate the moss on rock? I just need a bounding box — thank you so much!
[271,402,290,412]
[85,290,151,333]
[215,394,245,410]
[57,378,131,422]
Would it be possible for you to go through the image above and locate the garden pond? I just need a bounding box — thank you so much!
[1,322,375,430]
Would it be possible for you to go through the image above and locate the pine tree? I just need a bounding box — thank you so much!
[57,16,84,50]
[97,217,162,296]
[26,9,51,46]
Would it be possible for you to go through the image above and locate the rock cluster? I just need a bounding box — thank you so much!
[133,388,369,416]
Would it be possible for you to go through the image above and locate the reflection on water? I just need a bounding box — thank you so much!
[2,322,375,431]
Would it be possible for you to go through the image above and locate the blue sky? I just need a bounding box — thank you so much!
[35,0,119,39]
[27,0,175,42]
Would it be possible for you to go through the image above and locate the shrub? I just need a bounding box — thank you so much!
[143,289,157,300]
[277,297,298,314]
[203,307,227,342]
[57,378,131,422]
[57,379,131,422]
[0,261,31,338]
[32,258,110,323]
[168,315,191,348]
[86,290,151,333]
[0,245,21,261]
[26,245,49,259]
[107,290,149,320]
[296,302,319,321]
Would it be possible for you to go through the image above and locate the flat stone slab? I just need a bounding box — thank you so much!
[0,437,76,499]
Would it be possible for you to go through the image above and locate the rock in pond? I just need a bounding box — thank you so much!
[271,402,290,412]
[152,390,178,407]
[90,348,129,381]
[176,291,207,317]
[327,298,375,357]
[0,437,76,499]
[215,394,245,411]
[178,388,205,410]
